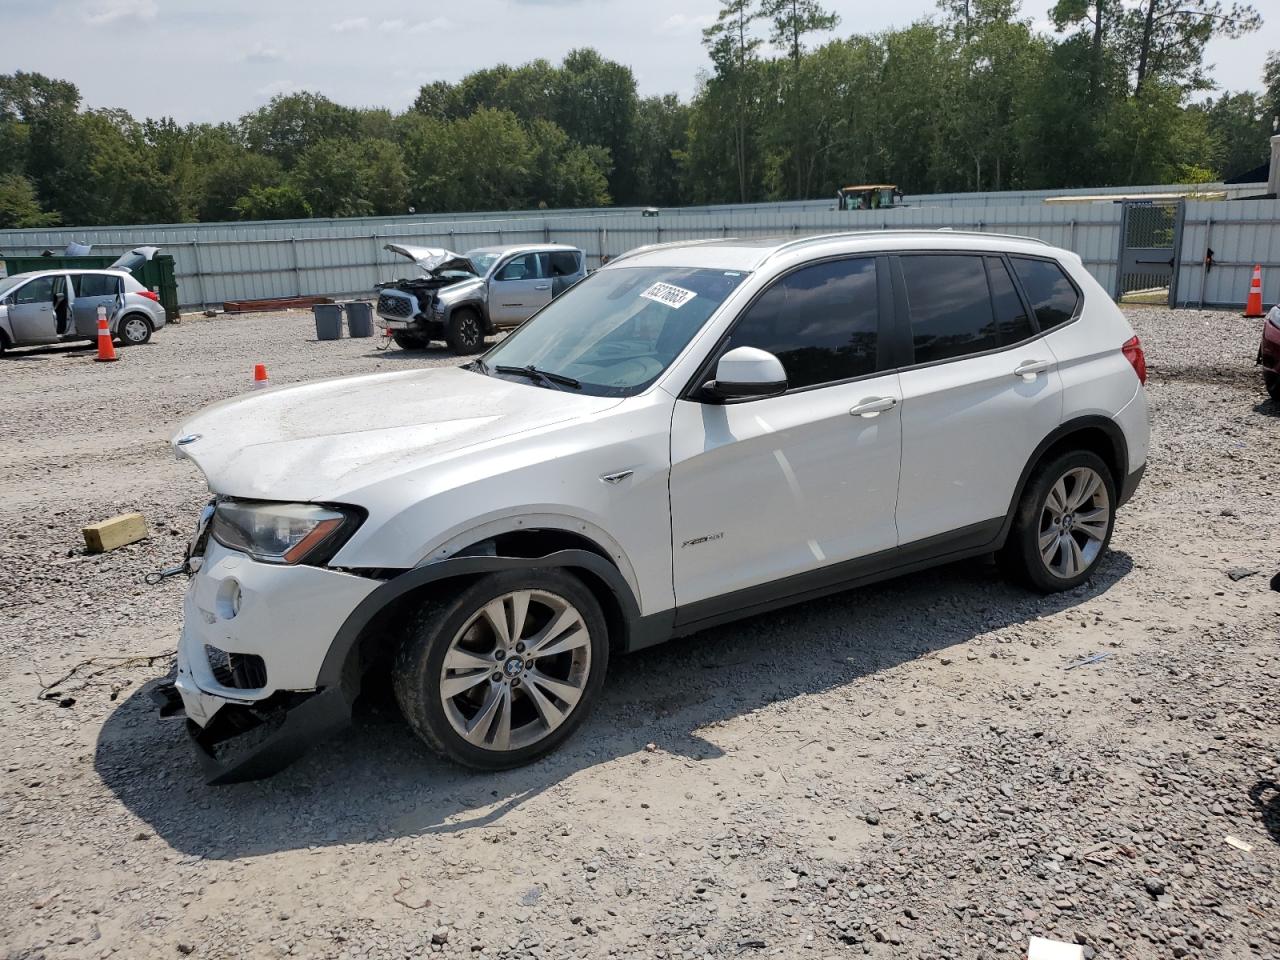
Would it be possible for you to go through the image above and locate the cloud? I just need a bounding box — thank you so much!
[330,16,369,33]
[657,12,714,34]
[83,0,157,25]
[379,18,406,31]
[243,41,284,64]
[409,17,454,33]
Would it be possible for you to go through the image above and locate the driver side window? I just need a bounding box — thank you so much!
[15,276,56,306]
[496,254,540,282]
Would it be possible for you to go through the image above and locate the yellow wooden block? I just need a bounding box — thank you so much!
[82,513,148,553]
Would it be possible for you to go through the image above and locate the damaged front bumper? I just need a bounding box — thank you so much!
[155,539,380,784]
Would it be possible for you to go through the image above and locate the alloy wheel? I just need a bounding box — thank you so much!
[1037,465,1110,579]
[439,590,592,752]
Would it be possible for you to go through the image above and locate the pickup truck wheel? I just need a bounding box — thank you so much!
[999,449,1115,593]
[392,331,429,350]
[446,308,485,355]
[393,569,609,770]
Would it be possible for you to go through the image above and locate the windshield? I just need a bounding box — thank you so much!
[481,265,747,397]
[465,250,502,276]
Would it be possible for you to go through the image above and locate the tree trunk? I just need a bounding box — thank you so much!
[1089,2,1103,103]
[1134,0,1157,94]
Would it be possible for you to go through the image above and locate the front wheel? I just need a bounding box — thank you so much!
[393,569,609,770]
[999,450,1116,593]
[117,314,152,346]
[446,308,485,355]
[392,331,429,351]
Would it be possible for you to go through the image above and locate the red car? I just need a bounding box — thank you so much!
[1260,305,1280,402]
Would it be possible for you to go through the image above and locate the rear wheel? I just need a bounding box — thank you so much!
[1265,372,1280,403]
[446,308,485,355]
[999,450,1115,593]
[118,314,151,346]
[392,569,609,770]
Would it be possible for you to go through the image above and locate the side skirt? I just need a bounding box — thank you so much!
[656,519,1004,643]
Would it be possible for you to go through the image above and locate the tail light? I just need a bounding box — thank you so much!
[138,290,160,303]
[1122,335,1147,385]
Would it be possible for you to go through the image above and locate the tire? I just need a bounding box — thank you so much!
[392,568,609,770]
[445,308,485,355]
[117,314,152,346]
[392,331,429,350]
[1266,372,1280,403]
[998,449,1116,593]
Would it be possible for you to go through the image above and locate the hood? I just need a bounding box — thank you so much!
[384,244,477,277]
[172,366,620,502]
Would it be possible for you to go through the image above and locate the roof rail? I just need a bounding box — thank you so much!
[606,237,739,267]
[757,228,1052,265]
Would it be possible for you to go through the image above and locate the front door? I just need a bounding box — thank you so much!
[670,256,902,614]
[71,273,123,337]
[489,253,552,327]
[7,275,60,344]
[893,253,1064,544]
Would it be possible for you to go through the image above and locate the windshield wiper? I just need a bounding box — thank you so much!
[468,357,489,375]
[495,364,581,391]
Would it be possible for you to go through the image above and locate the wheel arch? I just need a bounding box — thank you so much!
[999,415,1129,545]
[441,297,488,333]
[318,546,651,711]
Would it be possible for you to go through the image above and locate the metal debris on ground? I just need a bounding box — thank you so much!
[1064,652,1112,670]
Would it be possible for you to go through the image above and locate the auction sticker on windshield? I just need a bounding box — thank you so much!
[640,282,698,309]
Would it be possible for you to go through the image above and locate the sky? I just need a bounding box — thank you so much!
[0,0,1274,124]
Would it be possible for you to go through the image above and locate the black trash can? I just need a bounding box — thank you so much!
[313,304,344,341]
[346,301,374,338]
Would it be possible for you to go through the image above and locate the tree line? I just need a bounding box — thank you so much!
[0,0,1275,230]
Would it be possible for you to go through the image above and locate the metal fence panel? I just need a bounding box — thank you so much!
[1175,199,1280,308]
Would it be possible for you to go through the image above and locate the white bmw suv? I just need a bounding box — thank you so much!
[159,231,1149,783]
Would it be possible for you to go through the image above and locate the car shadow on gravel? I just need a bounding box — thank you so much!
[94,551,1133,860]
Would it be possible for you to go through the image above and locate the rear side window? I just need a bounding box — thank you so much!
[548,251,581,276]
[1011,257,1079,329]
[899,255,998,364]
[725,257,879,390]
[987,257,1034,344]
[72,274,121,298]
[496,254,541,281]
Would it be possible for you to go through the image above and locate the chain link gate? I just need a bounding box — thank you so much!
[1114,200,1184,307]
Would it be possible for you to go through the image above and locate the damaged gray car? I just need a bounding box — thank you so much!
[375,243,587,354]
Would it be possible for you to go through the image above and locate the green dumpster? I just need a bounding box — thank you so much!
[0,253,181,321]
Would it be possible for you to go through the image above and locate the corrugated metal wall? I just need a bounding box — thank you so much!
[1175,199,1280,308]
[2,186,1275,310]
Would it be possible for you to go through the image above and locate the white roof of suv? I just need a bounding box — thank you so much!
[609,230,1059,272]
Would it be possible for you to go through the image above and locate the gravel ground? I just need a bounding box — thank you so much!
[0,307,1277,960]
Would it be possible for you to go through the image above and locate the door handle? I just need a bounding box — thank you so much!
[1013,360,1051,381]
[849,396,898,418]
[534,284,550,290]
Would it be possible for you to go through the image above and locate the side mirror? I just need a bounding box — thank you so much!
[704,346,787,401]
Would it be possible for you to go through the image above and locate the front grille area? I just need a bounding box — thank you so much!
[205,644,268,690]
[377,292,414,319]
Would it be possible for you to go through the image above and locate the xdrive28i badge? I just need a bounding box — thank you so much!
[681,532,724,549]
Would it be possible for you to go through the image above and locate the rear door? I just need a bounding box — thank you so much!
[71,273,123,337]
[894,253,1063,545]
[6,275,60,343]
[488,253,552,327]
[670,256,902,612]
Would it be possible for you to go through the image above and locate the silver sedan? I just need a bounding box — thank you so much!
[0,267,167,352]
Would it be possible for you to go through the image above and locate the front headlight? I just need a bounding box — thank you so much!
[210,500,362,565]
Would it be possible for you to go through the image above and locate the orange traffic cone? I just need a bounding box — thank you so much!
[1244,264,1264,318]
[253,363,269,389]
[94,310,118,363]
